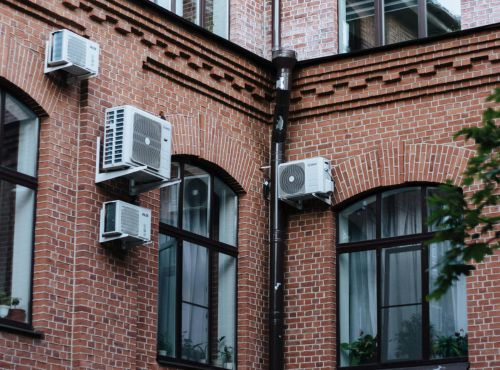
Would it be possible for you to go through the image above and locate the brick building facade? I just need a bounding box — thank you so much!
[0,0,499,370]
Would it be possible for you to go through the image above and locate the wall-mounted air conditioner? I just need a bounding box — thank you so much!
[100,200,151,248]
[278,157,334,206]
[44,29,99,82]
[102,105,172,184]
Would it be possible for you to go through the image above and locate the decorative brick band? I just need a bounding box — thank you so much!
[168,114,259,194]
[332,141,474,205]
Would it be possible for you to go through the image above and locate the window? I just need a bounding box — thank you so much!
[338,186,467,368]
[338,0,461,53]
[0,90,39,330]
[157,161,238,369]
[154,0,229,39]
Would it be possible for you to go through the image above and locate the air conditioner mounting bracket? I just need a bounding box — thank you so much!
[95,137,178,195]
[280,198,303,210]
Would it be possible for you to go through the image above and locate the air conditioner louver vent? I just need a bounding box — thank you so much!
[121,205,139,236]
[279,163,305,196]
[67,34,87,67]
[131,113,162,170]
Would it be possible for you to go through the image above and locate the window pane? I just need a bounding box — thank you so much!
[381,245,422,362]
[381,245,421,307]
[182,0,199,24]
[339,0,376,53]
[385,0,418,45]
[339,195,376,244]
[381,306,422,361]
[426,186,450,232]
[154,0,172,11]
[213,178,237,246]
[181,303,208,363]
[427,0,461,37]
[0,180,35,324]
[160,162,180,227]
[2,94,39,177]
[382,187,421,238]
[429,241,468,358]
[206,0,228,38]
[339,251,378,366]
[183,164,210,237]
[183,242,209,307]
[182,242,209,363]
[157,235,178,357]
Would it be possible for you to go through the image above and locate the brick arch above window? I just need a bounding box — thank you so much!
[0,25,62,118]
[166,113,259,194]
[332,141,475,205]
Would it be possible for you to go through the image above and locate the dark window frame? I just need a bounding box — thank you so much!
[157,159,238,370]
[0,88,40,333]
[154,0,230,38]
[335,184,468,370]
[341,0,453,53]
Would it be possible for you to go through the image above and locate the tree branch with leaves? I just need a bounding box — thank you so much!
[426,87,500,301]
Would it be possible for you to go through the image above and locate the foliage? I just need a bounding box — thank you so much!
[425,87,500,301]
[181,332,205,360]
[394,314,422,359]
[157,333,172,354]
[432,331,468,358]
[212,336,233,363]
[340,333,377,366]
[0,291,20,307]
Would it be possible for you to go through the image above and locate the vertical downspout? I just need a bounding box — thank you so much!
[269,0,297,368]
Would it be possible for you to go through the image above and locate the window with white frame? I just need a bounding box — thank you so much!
[337,186,467,368]
[0,90,39,329]
[154,0,229,39]
[157,161,237,369]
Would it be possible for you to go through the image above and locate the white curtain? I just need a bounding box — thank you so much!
[382,187,421,238]
[339,250,377,366]
[429,241,467,346]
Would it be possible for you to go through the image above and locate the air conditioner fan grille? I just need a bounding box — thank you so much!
[67,34,87,67]
[121,205,139,236]
[279,163,305,196]
[131,113,162,170]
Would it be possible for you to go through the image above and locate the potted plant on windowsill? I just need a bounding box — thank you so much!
[7,298,25,322]
[341,332,378,366]
[222,344,234,369]
[0,291,10,318]
[157,333,172,356]
[0,292,21,319]
[212,336,226,367]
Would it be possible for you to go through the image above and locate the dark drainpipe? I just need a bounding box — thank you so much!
[269,47,297,370]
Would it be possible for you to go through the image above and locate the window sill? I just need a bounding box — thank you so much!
[0,322,44,339]
[340,361,469,370]
[157,356,234,370]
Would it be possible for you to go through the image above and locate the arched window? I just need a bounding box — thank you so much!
[157,161,237,369]
[0,90,39,330]
[337,186,467,368]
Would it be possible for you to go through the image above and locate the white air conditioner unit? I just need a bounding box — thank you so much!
[100,200,151,248]
[278,157,334,203]
[44,29,99,82]
[102,105,172,184]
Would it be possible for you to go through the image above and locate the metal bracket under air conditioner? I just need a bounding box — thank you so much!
[279,193,332,210]
[94,137,180,195]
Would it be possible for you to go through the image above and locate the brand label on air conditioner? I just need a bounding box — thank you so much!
[308,163,317,167]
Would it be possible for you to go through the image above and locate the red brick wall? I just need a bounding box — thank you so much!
[0,0,272,368]
[0,0,499,369]
[462,0,500,30]
[288,26,500,370]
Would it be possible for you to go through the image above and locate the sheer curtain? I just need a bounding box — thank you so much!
[182,243,209,361]
[339,195,377,243]
[382,187,421,238]
[339,250,377,366]
[429,241,467,356]
[158,235,178,356]
[381,245,422,361]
